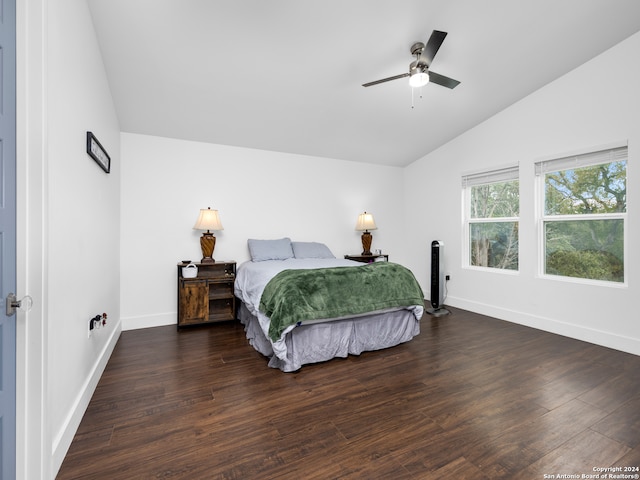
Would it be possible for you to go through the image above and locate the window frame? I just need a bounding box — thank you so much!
[535,144,627,286]
[462,164,520,273]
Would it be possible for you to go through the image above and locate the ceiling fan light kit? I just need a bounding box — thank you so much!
[409,70,429,88]
[362,30,460,99]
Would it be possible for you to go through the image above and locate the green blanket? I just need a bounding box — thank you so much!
[259,262,425,341]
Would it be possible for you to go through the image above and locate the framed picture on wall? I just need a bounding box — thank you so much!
[86,131,111,173]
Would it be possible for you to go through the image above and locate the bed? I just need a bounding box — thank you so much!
[234,238,425,372]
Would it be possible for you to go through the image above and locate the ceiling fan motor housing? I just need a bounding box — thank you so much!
[410,60,427,75]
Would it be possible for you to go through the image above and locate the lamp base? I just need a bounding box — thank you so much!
[200,232,216,263]
[361,231,373,256]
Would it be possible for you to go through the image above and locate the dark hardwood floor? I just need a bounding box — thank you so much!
[57,307,640,479]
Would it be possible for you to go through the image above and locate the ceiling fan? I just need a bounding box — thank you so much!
[362,30,460,90]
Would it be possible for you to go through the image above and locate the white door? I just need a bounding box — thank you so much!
[0,0,17,477]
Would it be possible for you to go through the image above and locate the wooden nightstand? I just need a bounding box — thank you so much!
[344,254,389,263]
[177,261,236,328]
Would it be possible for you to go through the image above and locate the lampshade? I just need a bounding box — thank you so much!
[193,207,224,232]
[355,212,377,232]
[409,71,430,88]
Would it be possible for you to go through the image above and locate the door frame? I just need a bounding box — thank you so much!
[16,0,49,478]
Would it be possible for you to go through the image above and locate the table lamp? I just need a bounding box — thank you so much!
[355,211,377,255]
[193,207,224,263]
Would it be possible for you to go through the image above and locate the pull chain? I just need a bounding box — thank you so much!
[411,86,424,109]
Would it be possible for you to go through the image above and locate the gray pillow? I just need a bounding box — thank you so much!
[248,238,294,262]
[292,241,335,259]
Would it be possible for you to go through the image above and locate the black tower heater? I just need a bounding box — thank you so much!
[427,240,449,316]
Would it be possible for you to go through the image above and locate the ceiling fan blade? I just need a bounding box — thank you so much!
[362,72,409,87]
[428,71,461,89]
[421,30,447,67]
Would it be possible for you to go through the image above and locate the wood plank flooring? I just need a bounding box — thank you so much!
[57,307,640,479]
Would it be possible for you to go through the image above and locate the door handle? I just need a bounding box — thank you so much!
[6,293,33,317]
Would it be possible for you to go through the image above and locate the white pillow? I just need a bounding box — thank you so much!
[248,238,294,262]
[291,241,335,259]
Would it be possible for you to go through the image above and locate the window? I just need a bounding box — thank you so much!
[535,145,627,283]
[463,165,519,271]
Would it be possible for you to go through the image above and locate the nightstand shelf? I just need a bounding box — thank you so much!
[177,261,236,328]
[344,254,389,263]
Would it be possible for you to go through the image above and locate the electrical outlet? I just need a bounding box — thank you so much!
[445,274,451,281]
[88,314,102,338]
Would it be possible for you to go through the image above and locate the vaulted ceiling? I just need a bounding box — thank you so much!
[87,0,640,167]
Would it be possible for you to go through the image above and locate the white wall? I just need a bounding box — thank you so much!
[404,31,640,355]
[45,0,121,474]
[120,134,407,329]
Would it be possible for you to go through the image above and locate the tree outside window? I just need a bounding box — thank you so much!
[464,166,519,271]
[537,147,626,283]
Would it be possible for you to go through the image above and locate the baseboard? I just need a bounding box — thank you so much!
[446,296,640,356]
[51,320,121,475]
[122,311,176,331]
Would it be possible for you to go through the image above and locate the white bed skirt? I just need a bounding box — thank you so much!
[238,302,421,372]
